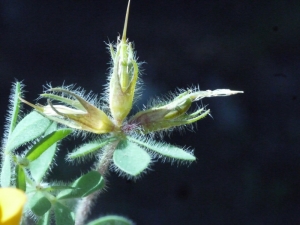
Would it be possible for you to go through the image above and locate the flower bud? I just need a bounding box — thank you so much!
[129,89,243,133]
[109,0,138,126]
[129,90,209,133]
[20,88,115,134]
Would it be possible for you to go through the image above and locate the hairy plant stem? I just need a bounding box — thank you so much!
[74,140,119,225]
[97,140,120,176]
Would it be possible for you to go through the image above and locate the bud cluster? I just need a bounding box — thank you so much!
[19,0,243,178]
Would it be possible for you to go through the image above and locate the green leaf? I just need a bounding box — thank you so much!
[43,185,76,192]
[67,138,115,161]
[7,82,22,137]
[37,210,51,225]
[26,128,72,161]
[29,123,66,182]
[128,137,196,162]
[87,215,134,225]
[5,111,51,153]
[57,171,105,199]
[113,140,151,177]
[0,154,11,187]
[54,201,74,225]
[29,191,51,216]
[15,165,26,191]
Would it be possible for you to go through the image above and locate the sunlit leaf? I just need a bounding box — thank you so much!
[43,185,76,192]
[57,171,104,199]
[5,111,51,153]
[29,123,67,182]
[113,140,151,177]
[26,128,72,161]
[128,137,196,161]
[7,82,22,137]
[0,154,11,187]
[15,165,26,191]
[67,137,115,161]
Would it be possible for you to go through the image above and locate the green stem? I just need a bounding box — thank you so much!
[74,140,119,225]
[97,140,120,176]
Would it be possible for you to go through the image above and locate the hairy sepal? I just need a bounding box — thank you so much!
[20,88,115,134]
[129,88,243,134]
[4,82,23,143]
[130,94,210,133]
[108,0,139,125]
[1,82,23,187]
[128,136,196,163]
[67,137,116,162]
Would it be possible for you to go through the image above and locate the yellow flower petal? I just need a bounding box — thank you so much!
[0,188,26,225]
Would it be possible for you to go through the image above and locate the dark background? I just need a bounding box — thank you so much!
[1,0,300,224]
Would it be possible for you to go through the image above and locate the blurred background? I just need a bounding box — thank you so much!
[1,0,300,224]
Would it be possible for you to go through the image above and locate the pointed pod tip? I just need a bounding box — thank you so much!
[122,0,131,41]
